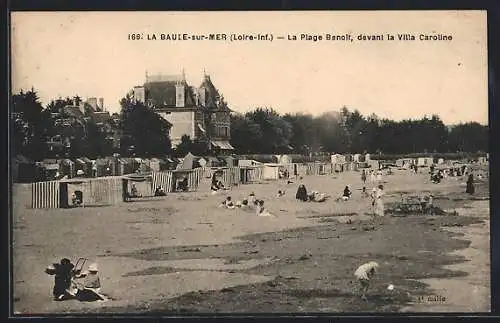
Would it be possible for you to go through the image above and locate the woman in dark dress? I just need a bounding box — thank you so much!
[46,258,76,300]
[466,174,475,194]
[295,184,308,202]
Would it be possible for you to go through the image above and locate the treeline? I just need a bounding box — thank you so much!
[230,107,488,155]
[11,89,488,161]
[10,90,175,160]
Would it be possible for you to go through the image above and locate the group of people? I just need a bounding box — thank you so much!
[360,169,384,185]
[45,258,106,302]
[211,172,229,194]
[219,192,275,217]
[295,184,329,203]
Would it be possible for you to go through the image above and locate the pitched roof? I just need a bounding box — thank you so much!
[144,80,196,108]
[91,112,111,124]
[62,105,84,118]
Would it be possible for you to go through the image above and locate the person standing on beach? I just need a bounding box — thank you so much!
[370,170,376,183]
[361,169,367,185]
[466,174,475,195]
[374,185,385,216]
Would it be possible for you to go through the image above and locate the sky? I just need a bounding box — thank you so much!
[11,11,488,125]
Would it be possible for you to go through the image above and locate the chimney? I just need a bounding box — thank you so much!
[175,81,185,108]
[99,98,104,111]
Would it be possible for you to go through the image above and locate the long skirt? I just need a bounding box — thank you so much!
[374,199,385,216]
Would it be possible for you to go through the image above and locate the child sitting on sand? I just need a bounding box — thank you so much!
[256,200,275,217]
[277,190,285,197]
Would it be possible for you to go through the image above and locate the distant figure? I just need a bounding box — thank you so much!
[130,183,140,198]
[256,200,274,217]
[370,170,376,183]
[71,192,82,206]
[361,170,367,184]
[376,170,383,182]
[466,174,475,194]
[370,188,377,208]
[177,176,188,192]
[342,186,352,201]
[277,190,286,197]
[248,192,257,205]
[211,172,225,193]
[240,199,251,210]
[354,261,380,300]
[154,186,166,197]
[374,185,385,216]
[220,196,235,209]
[296,184,308,202]
[361,186,369,198]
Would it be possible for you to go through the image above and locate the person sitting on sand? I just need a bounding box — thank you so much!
[74,263,107,302]
[154,186,166,197]
[277,190,286,197]
[342,186,352,201]
[354,261,380,300]
[256,200,275,217]
[296,184,308,202]
[177,177,189,192]
[312,191,327,202]
[220,196,235,209]
[239,199,252,210]
[45,258,76,301]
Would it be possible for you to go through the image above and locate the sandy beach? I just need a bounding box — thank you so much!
[12,168,490,314]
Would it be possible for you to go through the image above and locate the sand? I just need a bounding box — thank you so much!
[12,168,490,314]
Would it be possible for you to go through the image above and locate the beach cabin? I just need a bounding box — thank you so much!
[122,174,154,201]
[365,153,371,162]
[353,154,361,163]
[58,177,123,208]
[396,158,415,168]
[262,163,280,180]
[238,159,262,167]
[437,158,445,165]
[417,157,433,167]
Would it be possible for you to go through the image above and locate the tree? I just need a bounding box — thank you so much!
[174,135,194,157]
[11,88,52,160]
[245,107,293,153]
[230,113,264,154]
[120,95,172,157]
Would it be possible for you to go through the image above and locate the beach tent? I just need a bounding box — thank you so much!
[262,163,280,180]
[179,152,200,170]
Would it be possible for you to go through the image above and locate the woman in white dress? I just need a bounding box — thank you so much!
[374,185,385,217]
